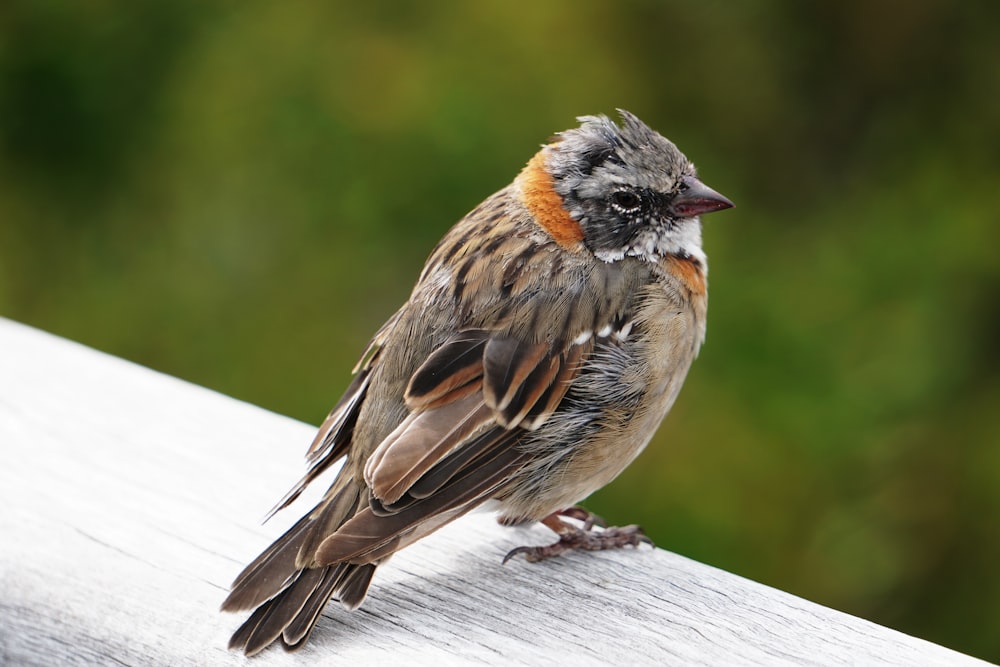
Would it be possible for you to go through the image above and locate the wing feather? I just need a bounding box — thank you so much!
[496,352,561,427]
[364,393,494,505]
[521,340,591,429]
[362,325,596,514]
[482,338,549,414]
[316,433,527,564]
[359,329,595,523]
[404,330,489,410]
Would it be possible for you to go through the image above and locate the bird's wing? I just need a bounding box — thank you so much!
[313,328,596,565]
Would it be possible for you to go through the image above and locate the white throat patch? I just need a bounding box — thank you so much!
[594,218,707,269]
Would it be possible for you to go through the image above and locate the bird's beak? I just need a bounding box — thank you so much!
[668,176,734,218]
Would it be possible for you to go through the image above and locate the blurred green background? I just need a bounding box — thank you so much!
[2,0,998,660]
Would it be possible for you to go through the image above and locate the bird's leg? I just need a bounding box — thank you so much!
[502,509,652,564]
[498,506,606,529]
[556,505,607,530]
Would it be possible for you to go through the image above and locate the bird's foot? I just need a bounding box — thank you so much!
[503,510,652,564]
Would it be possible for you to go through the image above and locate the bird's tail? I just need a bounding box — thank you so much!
[221,474,373,656]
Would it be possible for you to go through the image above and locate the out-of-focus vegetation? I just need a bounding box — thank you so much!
[1,0,997,660]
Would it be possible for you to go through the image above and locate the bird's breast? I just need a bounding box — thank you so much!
[498,269,706,520]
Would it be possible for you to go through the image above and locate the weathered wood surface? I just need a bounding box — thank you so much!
[0,317,989,666]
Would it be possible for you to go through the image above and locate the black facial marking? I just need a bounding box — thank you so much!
[570,186,669,254]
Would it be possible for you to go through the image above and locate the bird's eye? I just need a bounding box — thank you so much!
[610,190,641,213]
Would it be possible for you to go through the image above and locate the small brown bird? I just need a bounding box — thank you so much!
[222,110,733,655]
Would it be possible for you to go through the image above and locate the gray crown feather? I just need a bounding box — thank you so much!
[546,110,689,198]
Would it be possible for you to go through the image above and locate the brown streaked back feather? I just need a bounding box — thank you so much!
[482,338,549,413]
[364,323,599,513]
[228,602,271,653]
[366,428,521,522]
[394,429,518,502]
[494,351,561,427]
[309,308,398,463]
[306,364,373,464]
[364,327,595,514]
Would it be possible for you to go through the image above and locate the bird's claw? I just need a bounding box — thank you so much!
[503,523,653,564]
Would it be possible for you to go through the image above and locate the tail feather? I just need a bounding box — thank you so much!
[334,562,377,611]
[235,567,328,656]
[227,602,270,652]
[281,565,352,647]
[223,512,315,611]
[223,424,526,654]
[295,482,361,569]
[229,562,376,656]
[223,473,374,654]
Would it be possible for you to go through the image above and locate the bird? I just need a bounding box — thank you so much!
[221,110,733,655]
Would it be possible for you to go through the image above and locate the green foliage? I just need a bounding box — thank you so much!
[2,0,997,660]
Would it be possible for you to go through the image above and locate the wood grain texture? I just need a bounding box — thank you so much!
[0,317,989,666]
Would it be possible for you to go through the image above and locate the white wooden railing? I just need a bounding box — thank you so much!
[0,318,989,666]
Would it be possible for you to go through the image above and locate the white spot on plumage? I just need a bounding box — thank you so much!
[615,321,633,341]
[594,248,626,263]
